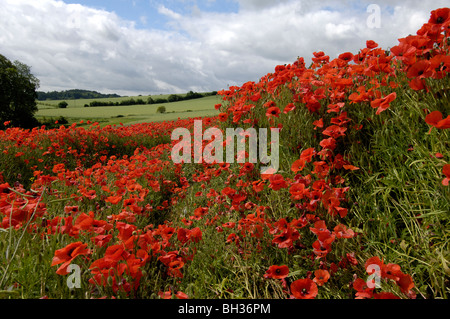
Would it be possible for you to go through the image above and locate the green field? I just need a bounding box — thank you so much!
[36,94,220,125]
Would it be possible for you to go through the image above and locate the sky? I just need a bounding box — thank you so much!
[0,0,448,96]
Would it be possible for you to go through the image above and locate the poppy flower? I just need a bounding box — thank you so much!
[365,256,384,275]
[442,164,450,186]
[283,103,296,114]
[290,278,318,299]
[370,92,397,115]
[266,106,281,118]
[319,137,336,151]
[429,7,450,25]
[353,278,374,299]
[291,158,306,173]
[272,227,299,248]
[175,291,189,299]
[105,195,122,205]
[396,273,415,294]
[310,220,329,236]
[313,118,324,130]
[268,174,288,191]
[382,263,402,281]
[313,269,330,286]
[322,125,347,139]
[264,265,289,279]
[91,234,113,248]
[408,77,427,91]
[333,224,355,239]
[425,111,450,132]
[327,103,345,113]
[226,233,240,245]
[289,183,307,200]
[407,60,432,79]
[338,52,354,62]
[300,148,316,162]
[373,292,401,299]
[218,113,228,122]
[366,40,378,49]
[51,242,90,275]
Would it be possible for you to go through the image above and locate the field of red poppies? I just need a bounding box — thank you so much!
[0,8,449,299]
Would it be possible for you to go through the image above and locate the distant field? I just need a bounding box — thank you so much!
[36,94,220,125]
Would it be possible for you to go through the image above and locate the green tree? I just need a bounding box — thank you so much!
[156,105,166,114]
[168,94,181,102]
[58,101,68,108]
[0,54,40,129]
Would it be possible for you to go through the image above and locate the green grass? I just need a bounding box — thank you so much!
[36,95,221,126]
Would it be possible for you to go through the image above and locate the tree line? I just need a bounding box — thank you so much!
[37,89,121,101]
[85,91,217,107]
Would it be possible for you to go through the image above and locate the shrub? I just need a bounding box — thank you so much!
[58,101,68,108]
[156,105,166,114]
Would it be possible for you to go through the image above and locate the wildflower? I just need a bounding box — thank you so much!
[425,111,450,132]
[266,106,281,118]
[442,164,450,186]
[51,242,90,275]
[313,269,330,286]
[370,92,397,115]
[264,265,289,279]
[290,278,318,299]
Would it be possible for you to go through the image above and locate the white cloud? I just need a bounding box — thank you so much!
[0,0,448,95]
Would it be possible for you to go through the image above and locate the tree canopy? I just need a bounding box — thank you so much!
[0,54,40,129]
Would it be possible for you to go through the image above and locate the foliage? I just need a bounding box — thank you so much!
[156,105,166,114]
[0,54,40,129]
[58,101,68,109]
[37,89,121,101]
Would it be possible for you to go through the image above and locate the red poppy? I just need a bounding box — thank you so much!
[264,265,289,279]
[291,158,306,173]
[218,112,228,122]
[226,233,240,245]
[313,269,330,286]
[272,227,299,248]
[409,77,427,91]
[300,148,316,162]
[105,195,122,205]
[338,52,354,62]
[51,242,90,275]
[289,182,307,200]
[365,256,384,275]
[313,118,324,130]
[266,106,281,118]
[442,164,450,186]
[382,263,402,281]
[425,111,450,131]
[91,234,113,248]
[320,137,336,150]
[290,278,318,299]
[175,291,189,299]
[327,103,345,114]
[353,278,374,299]
[268,174,288,191]
[396,273,415,294]
[370,92,397,115]
[407,60,432,79]
[283,103,296,114]
[322,125,347,139]
[333,224,355,239]
[429,7,450,26]
[366,40,378,49]
[373,292,401,299]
